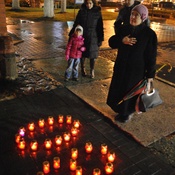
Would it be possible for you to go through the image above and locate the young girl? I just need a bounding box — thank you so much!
[65,25,85,81]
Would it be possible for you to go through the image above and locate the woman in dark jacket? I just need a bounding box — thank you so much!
[69,0,104,78]
[107,4,157,123]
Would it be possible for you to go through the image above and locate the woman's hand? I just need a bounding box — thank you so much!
[122,35,137,46]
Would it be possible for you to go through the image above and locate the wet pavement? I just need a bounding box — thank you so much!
[1,19,175,174]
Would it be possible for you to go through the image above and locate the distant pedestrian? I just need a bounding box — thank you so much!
[69,0,104,79]
[114,0,149,34]
[107,4,157,123]
[65,25,86,81]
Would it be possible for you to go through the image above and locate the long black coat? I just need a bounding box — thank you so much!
[69,4,104,59]
[107,23,157,115]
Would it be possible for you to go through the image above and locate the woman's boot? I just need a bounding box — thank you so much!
[90,59,95,79]
[81,57,87,77]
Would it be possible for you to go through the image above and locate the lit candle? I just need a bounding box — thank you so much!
[58,114,64,124]
[71,127,78,137]
[19,127,25,137]
[53,157,60,169]
[15,133,21,144]
[63,132,71,142]
[70,159,77,171]
[107,151,116,162]
[18,138,26,149]
[44,139,52,149]
[85,142,93,153]
[73,120,80,128]
[66,115,72,124]
[71,148,78,160]
[48,116,54,125]
[30,140,38,151]
[105,162,114,174]
[38,118,45,128]
[28,122,35,131]
[75,166,82,175]
[55,135,62,146]
[43,161,50,174]
[101,143,108,155]
[37,171,44,175]
[93,168,101,175]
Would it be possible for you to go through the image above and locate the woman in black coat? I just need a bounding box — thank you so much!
[69,0,104,78]
[107,4,157,123]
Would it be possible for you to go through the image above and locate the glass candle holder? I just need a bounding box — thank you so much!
[53,157,60,169]
[55,135,62,146]
[28,122,35,132]
[66,115,72,124]
[105,162,114,174]
[71,148,78,160]
[85,142,93,153]
[71,127,78,137]
[15,133,21,144]
[75,166,82,175]
[93,168,101,175]
[37,171,44,175]
[19,127,25,137]
[48,116,54,125]
[101,143,108,155]
[38,118,45,128]
[43,161,50,174]
[70,159,77,171]
[18,138,26,149]
[30,140,38,151]
[73,120,80,128]
[63,132,71,142]
[58,114,64,124]
[44,138,52,149]
[107,151,116,162]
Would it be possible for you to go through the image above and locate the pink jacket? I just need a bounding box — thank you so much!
[65,34,85,60]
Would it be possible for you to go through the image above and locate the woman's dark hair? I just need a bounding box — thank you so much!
[84,0,97,6]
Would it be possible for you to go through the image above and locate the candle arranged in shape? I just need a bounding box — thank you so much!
[105,162,114,174]
[43,161,50,174]
[101,143,108,155]
[48,116,54,125]
[76,166,82,175]
[30,140,38,151]
[85,142,93,153]
[28,122,35,132]
[55,135,62,146]
[93,168,101,175]
[70,159,77,171]
[66,115,72,124]
[58,114,64,124]
[107,151,116,162]
[53,157,60,169]
[71,148,78,160]
[38,118,45,128]
[44,139,52,149]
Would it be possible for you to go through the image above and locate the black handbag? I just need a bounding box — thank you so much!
[135,82,163,113]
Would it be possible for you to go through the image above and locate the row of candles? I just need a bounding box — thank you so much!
[40,143,115,174]
[19,115,80,135]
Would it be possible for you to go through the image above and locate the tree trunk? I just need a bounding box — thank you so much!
[44,0,55,18]
[0,0,17,80]
[12,0,20,10]
[60,0,67,13]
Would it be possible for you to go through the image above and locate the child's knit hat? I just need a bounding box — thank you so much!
[75,25,83,35]
[132,4,148,21]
